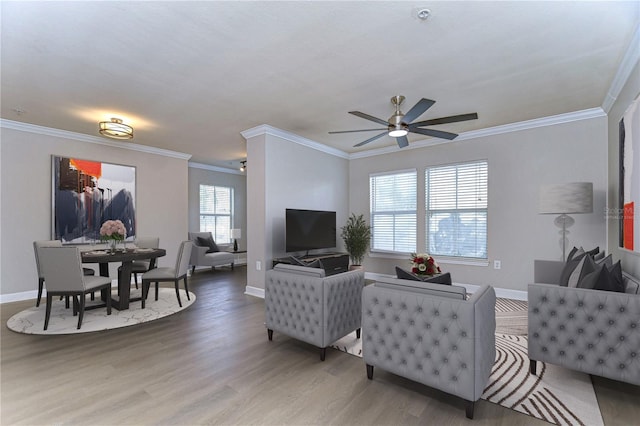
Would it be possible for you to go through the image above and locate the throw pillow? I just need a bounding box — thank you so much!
[586,246,600,257]
[422,272,452,286]
[559,251,587,287]
[567,255,595,288]
[607,261,625,292]
[595,253,613,268]
[196,236,219,253]
[577,265,604,290]
[396,266,423,282]
[578,263,625,292]
[566,246,579,261]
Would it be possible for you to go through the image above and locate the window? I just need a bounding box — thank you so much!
[370,170,417,253]
[426,161,488,259]
[199,185,233,243]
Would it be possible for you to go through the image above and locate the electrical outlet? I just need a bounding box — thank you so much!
[256,260,262,271]
[494,260,501,270]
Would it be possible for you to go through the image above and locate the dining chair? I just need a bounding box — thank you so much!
[33,240,96,307]
[141,241,192,308]
[118,237,159,289]
[38,246,112,330]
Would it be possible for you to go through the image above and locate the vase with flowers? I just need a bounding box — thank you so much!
[410,253,441,276]
[100,219,127,254]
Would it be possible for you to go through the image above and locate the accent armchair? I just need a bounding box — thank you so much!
[188,232,235,274]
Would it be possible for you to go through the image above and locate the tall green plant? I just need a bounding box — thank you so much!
[340,213,372,265]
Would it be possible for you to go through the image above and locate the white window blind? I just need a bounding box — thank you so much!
[370,170,417,253]
[426,161,488,259]
[199,184,233,243]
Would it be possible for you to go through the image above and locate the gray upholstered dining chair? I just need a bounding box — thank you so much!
[38,246,112,330]
[118,237,160,289]
[33,240,96,307]
[141,241,193,308]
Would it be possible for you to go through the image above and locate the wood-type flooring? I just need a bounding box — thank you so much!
[2,267,639,425]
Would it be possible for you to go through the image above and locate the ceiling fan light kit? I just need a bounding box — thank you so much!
[99,117,133,140]
[330,95,478,149]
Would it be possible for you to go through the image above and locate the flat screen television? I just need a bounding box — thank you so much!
[286,208,337,253]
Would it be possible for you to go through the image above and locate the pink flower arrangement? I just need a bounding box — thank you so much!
[100,220,126,241]
[410,253,441,276]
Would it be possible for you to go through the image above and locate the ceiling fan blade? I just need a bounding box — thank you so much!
[328,128,387,134]
[409,112,478,128]
[409,127,458,140]
[396,135,409,148]
[353,132,388,147]
[349,111,389,126]
[402,98,436,124]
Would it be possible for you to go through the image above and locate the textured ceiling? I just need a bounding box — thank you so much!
[1,1,638,168]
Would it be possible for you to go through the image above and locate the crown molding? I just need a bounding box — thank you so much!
[349,107,606,160]
[241,124,350,159]
[0,119,192,160]
[189,161,245,175]
[602,23,640,113]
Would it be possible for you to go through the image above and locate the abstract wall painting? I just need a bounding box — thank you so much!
[52,156,136,243]
[619,94,640,253]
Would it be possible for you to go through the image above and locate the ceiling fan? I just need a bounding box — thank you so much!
[329,95,478,148]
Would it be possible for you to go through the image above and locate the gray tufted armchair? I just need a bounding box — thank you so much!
[265,263,365,361]
[362,278,496,419]
[528,260,640,386]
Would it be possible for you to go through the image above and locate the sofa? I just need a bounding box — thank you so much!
[528,259,640,386]
[362,277,496,419]
[265,263,365,361]
[188,232,235,274]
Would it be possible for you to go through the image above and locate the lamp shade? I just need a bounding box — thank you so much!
[539,182,593,214]
[231,229,241,239]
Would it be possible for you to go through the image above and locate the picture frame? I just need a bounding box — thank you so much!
[52,155,136,243]
[619,94,640,252]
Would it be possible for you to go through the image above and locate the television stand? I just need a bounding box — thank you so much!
[272,253,349,276]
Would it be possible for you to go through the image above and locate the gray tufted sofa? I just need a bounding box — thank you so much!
[528,260,640,386]
[362,277,496,419]
[265,263,365,361]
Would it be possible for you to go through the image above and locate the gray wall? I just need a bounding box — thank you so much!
[608,60,640,277]
[188,165,247,250]
[349,116,608,292]
[245,129,349,291]
[0,126,189,300]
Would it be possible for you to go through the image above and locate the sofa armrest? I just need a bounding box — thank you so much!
[190,245,209,264]
[528,283,640,386]
[534,259,564,285]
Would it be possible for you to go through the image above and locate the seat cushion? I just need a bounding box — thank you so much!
[82,275,112,291]
[142,267,178,280]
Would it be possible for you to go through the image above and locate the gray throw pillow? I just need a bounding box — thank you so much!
[196,236,219,253]
[395,267,423,281]
[595,253,613,268]
[568,255,594,288]
[559,251,587,286]
[395,267,452,285]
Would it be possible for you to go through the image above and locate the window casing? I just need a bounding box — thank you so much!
[199,184,234,243]
[370,170,417,253]
[426,161,488,259]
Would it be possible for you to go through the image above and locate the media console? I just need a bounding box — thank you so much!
[272,253,349,276]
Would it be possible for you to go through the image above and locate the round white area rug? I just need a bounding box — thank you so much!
[7,287,195,335]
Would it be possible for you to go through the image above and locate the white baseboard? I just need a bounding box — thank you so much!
[245,285,265,299]
[0,290,38,304]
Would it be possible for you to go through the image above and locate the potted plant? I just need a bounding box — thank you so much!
[340,213,372,269]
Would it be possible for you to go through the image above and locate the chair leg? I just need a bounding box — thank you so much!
[529,359,537,375]
[366,364,374,380]
[77,294,85,329]
[465,400,475,419]
[72,296,79,316]
[267,329,273,341]
[231,262,234,271]
[356,328,361,339]
[174,279,182,307]
[44,293,53,330]
[105,288,112,315]
[153,282,158,301]
[191,265,195,275]
[37,278,44,307]
[134,273,139,290]
[320,347,326,361]
[184,277,190,301]
[90,292,95,301]
[65,295,70,309]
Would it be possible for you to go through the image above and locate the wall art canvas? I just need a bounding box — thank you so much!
[619,94,640,252]
[52,156,136,243]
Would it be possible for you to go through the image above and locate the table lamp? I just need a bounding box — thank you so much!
[539,182,593,260]
[231,228,241,252]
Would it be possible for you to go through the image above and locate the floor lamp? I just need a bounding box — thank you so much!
[539,182,593,261]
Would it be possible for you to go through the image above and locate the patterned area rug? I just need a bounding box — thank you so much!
[331,298,604,426]
[6,287,195,335]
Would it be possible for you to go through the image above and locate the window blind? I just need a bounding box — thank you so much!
[426,161,488,259]
[199,185,233,243]
[370,170,417,253]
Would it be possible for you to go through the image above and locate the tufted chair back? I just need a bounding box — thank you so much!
[265,263,365,360]
[362,282,496,419]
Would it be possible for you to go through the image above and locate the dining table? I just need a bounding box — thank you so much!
[81,248,166,310]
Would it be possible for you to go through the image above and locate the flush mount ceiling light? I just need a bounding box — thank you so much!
[417,8,431,20]
[99,118,133,140]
